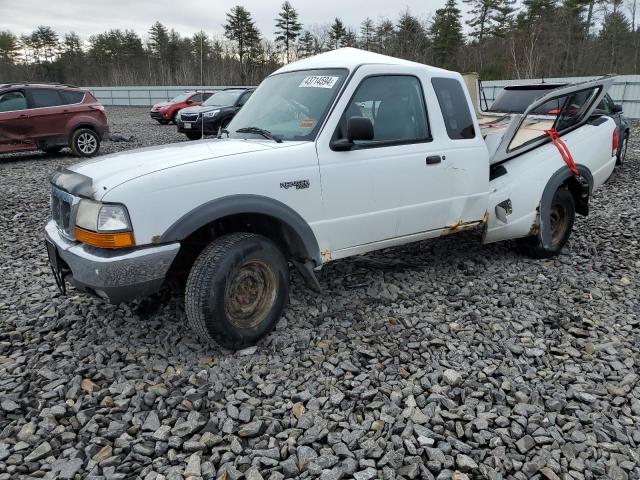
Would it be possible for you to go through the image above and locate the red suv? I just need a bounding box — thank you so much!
[0,83,109,157]
[150,90,215,124]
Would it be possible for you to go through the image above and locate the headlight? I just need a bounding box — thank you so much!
[203,110,219,118]
[75,200,134,248]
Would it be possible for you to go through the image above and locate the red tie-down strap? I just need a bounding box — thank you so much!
[544,128,579,176]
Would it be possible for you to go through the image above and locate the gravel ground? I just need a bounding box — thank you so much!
[0,107,638,480]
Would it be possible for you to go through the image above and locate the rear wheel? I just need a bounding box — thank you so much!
[185,233,289,349]
[616,131,628,166]
[517,188,575,259]
[186,132,202,141]
[70,129,100,157]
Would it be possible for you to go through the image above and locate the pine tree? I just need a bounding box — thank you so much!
[430,0,464,69]
[464,0,499,42]
[298,30,316,57]
[224,6,261,83]
[492,0,516,37]
[148,22,169,58]
[375,19,395,54]
[274,1,302,62]
[396,11,427,61]
[0,31,20,65]
[360,18,375,50]
[329,18,347,49]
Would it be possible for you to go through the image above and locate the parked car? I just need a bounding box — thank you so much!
[483,84,630,165]
[44,48,617,349]
[176,88,255,140]
[150,91,215,125]
[595,93,630,165]
[0,83,108,157]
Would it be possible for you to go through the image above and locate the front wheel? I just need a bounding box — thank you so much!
[517,188,575,259]
[70,129,100,157]
[185,233,289,349]
[186,132,202,141]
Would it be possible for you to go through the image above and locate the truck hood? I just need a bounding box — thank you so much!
[66,139,288,199]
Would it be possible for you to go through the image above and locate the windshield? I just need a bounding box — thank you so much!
[204,90,243,107]
[170,93,191,103]
[227,68,348,142]
[488,87,561,114]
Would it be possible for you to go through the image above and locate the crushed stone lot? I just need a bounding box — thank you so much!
[0,107,638,480]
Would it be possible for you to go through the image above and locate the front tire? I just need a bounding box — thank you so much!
[185,233,289,349]
[517,188,575,259]
[158,119,169,125]
[70,129,100,157]
[186,132,202,141]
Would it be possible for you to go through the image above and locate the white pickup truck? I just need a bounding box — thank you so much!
[45,48,618,349]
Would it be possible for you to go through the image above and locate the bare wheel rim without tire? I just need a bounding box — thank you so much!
[224,260,277,329]
[77,133,97,154]
[549,203,568,246]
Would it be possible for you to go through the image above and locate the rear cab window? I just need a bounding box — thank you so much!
[30,88,63,108]
[431,77,476,139]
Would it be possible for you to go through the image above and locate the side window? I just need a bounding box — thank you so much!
[30,88,63,108]
[203,92,213,100]
[0,91,27,112]
[190,93,203,102]
[60,90,85,105]
[431,77,476,139]
[238,91,252,106]
[340,75,430,145]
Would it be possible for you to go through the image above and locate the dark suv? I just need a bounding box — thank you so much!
[0,83,109,157]
[176,88,254,140]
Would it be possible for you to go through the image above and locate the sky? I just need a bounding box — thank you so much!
[0,0,455,41]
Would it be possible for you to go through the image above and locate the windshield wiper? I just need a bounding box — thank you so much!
[236,127,282,143]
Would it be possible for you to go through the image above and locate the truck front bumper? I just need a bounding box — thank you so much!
[44,220,180,303]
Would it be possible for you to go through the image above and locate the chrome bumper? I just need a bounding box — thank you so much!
[44,220,180,303]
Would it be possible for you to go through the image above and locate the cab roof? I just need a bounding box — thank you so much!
[274,47,452,76]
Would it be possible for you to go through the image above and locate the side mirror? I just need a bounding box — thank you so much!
[612,104,623,113]
[331,117,374,151]
[186,99,193,105]
[348,116,374,142]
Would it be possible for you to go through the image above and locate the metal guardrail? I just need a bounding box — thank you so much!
[479,75,640,119]
[87,86,254,107]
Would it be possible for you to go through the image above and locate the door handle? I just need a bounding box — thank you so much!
[426,155,442,165]
[19,114,28,118]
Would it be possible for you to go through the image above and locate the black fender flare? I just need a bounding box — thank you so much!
[160,194,322,266]
[539,165,593,248]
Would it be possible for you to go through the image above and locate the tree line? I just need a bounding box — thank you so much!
[0,0,637,87]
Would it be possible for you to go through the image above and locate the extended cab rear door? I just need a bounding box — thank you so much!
[489,77,614,165]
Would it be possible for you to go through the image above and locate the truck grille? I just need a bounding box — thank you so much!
[50,187,77,237]
[181,113,199,122]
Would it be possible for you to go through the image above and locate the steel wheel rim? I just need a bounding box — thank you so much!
[224,260,277,329]
[549,204,568,246]
[77,133,97,154]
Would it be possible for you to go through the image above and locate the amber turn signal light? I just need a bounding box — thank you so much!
[74,227,135,249]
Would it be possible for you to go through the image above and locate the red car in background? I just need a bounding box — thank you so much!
[150,90,216,124]
[0,83,109,157]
